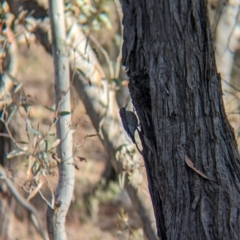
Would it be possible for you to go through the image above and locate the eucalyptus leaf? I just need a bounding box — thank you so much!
[59,111,71,116]
[50,138,61,150]
[7,149,26,159]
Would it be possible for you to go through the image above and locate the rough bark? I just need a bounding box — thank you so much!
[122,0,240,239]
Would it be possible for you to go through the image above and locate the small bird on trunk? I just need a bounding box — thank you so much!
[119,105,139,144]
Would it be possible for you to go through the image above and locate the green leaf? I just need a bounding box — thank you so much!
[59,111,71,116]
[98,13,112,29]
[49,139,61,150]
[44,105,55,112]
[14,83,23,93]
[26,119,41,136]
[52,153,61,163]
[118,172,126,190]
[27,155,35,178]
[79,14,87,24]
[85,134,99,138]
[17,141,29,144]
[27,180,44,201]
[38,151,48,163]
[7,149,27,159]
[44,139,48,152]
[48,133,57,137]
[74,156,87,162]
[111,78,122,86]
[74,163,80,170]
[33,136,38,149]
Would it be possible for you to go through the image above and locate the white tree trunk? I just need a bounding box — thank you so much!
[47,1,75,239]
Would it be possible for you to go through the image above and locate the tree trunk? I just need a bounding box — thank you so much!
[122,0,240,239]
[47,0,75,239]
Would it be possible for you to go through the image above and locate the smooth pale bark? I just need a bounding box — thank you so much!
[122,0,240,239]
[214,1,239,84]
[47,1,74,239]
[214,1,240,132]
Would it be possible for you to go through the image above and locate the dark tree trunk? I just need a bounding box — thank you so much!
[122,0,240,239]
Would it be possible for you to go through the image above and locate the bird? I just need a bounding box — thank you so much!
[119,105,138,144]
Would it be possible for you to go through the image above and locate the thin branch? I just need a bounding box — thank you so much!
[89,34,114,79]
[0,165,48,240]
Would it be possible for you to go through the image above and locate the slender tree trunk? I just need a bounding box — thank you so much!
[122,0,240,239]
[47,1,75,239]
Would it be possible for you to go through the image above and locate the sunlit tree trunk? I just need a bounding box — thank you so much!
[47,0,75,239]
